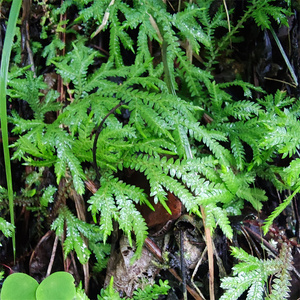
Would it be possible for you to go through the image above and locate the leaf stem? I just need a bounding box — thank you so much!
[92,102,124,181]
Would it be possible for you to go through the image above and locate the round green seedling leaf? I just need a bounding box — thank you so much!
[36,272,76,300]
[1,273,39,300]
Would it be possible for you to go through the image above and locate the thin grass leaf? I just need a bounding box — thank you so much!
[0,0,22,261]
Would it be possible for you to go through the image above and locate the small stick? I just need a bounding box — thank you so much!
[91,0,115,38]
[223,0,231,48]
[46,234,59,277]
[200,206,215,300]
[180,230,187,300]
[191,247,207,300]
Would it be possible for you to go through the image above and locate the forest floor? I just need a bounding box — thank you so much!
[0,1,300,300]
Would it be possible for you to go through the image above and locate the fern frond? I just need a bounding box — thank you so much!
[98,277,170,300]
[221,243,293,300]
[131,138,177,156]
[224,100,262,121]
[135,26,156,76]
[51,207,95,264]
[219,167,240,195]
[96,124,136,163]
[88,177,116,242]
[278,112,300,158]
[195,186,233,207]
[175,49,211,97]
[220,270,263,300]
[218,80,264,99]
[123,155,195,212]
[61,96,93,136]
[40,185,57,207]
[191,124,232,165]
[108,11,125,68]
[42,35,65,66]
[0,217,14,240]
[109,178,148,257]
[230,135,246,170]
[173,4,211,51]
[173,124,191,158]
[78,0,108,24]
[8,72,60,120]
[132,279,170,300]
[236,187,267,211]
[263,184,300,235]
[10,111,46,135]
[267,244,292,300]
[11,132,54,164]
[126,89,174,140]
[88,175,148,258]
[51,41,101,97]
[89,241,111,273]
[246,273,265,300]
[204,203,233,239]
[284,158,300,187]
[251,0,290,29]
[83,63,128,93]
[54,131,86,194]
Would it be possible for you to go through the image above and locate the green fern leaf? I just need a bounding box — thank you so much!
[52,41,101,97]
[0,217,14,239]
[8,72,60,120]
[51,207,96,264]
[54,131,86,194]
[205,203,233,239]
[284,158,300,187]
[267,245,292,300]
[88,175,148,258]
[251,1,290,29]
[236,187,267,211]
[221,243,293,300]
[88,178,117,242]
[263,184,300,235]
[132,279,170,299]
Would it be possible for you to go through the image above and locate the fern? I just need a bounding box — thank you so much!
[250,0,290,30]
[0,216,14,244]
[266,244,293,300]
[8,71,60,120]
[52,206,109,265]
[204,203,233,239]
[131,279,170,300]
[51,41,102,98]
[5,0,298,298]
[220,243,293,300]
[98,277,170,300]
[263,184,300,234]
[98,277,122,300]
[88,175,148,258]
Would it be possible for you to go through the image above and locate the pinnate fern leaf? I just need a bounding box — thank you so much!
[220,244,293,300]
[251,0,290,30]
[267,244,292,300]
[51,41,101,97]
[8,71,60,120]
[0,217,14,240]
[52,207,96,264]
[88,175,148,258]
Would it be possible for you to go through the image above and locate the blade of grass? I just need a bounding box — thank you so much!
[0,0,22,261]
[269,26,298,87]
